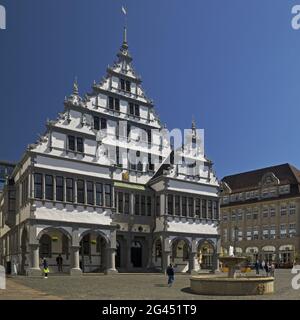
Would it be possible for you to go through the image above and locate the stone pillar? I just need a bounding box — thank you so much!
[105,248,118,274]
[189,252,198,275]
[146,240,154,270]
[70,246,82,276]
[162,251,171,273]
[26,244,41,277]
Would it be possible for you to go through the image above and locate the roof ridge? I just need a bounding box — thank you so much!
[222,163,290,179]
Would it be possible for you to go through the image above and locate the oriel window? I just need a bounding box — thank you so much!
[34,173,43,199]
[208,200,212,219]
[156,196,160,216]
[135,194,140,215]
[87,181,94,205]
[77,179,85,204]
[105,184,111,207]
[141,195,146,216]
[168,195,173,215]
[56,176,64,202]
[124,193,130,214]
[118,192,124,214]
[96,183,103,206]
[45,175,53,200]
[182,197,187,216]
[188,197,194,217]
[195,198,201,216]
[147,196,152,216]
[66,178,74,202]
[202,199,207,218]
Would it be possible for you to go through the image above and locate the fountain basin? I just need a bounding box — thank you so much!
[190,275,274,296]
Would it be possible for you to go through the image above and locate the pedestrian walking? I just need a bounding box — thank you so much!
[264,261,269,276]
[254,260,260,275]
[56,254,63,272]
[270,262,275,277]
[166,263,175,287]
[43,258,49,278]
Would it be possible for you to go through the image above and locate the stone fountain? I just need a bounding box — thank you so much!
[190,248,274,296]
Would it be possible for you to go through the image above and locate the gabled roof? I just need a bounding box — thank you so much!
[222,163,300,192]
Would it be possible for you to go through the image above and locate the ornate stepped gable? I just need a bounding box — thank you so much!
[25,27,217,187]
[27,28,173,184]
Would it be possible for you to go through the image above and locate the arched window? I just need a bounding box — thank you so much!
[198,242,214,269]
[171,239,190,261]
[40,234,52,258]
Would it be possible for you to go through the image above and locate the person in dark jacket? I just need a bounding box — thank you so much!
[264,261,269,276]
[56,254,63,272]
[254,260,260,275]
[43,258,49,278]
[166,264,175,287]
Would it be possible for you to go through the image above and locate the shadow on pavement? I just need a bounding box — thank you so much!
[181,287,197,295]
[154,284,169,287]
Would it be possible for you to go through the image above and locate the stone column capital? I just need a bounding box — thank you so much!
[28,243,39,249]
[70,245,81,250]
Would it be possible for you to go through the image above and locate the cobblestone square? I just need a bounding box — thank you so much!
[0,269,298,300]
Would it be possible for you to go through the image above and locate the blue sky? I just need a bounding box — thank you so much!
[0,0,300,178]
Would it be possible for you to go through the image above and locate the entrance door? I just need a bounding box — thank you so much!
[131,241,142,268]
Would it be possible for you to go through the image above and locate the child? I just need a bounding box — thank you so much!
[43,258,49,278]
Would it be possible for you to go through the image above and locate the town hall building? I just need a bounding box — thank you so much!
[0,28,220,275]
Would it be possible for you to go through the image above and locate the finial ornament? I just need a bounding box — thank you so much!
[192,116,196,131]
[73,77,79,95]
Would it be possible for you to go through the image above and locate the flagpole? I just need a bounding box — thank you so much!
[122,6,127,43]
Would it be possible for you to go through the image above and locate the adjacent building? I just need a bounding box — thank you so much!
[0,28,220,275]
[220,163,300,267]
[0,161,15,193]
